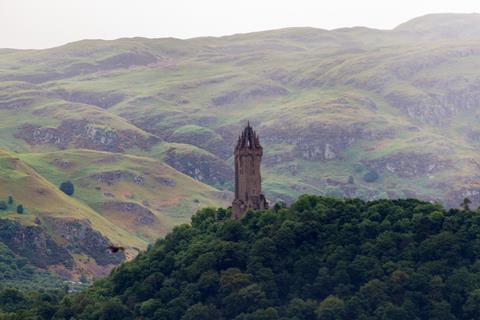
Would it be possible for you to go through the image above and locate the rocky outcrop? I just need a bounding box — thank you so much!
[51,158,74,169]
[153,176,176,187]
[384,85,480,126]
[164,148,233,190]
[384,92,450,126]
[16,120,159,152]
[0,219,73,269]
[363,152,452,178]
[89,170,145,185]
[44,217,124,266]
[167,125,228,158]
[102,202,158,226]
[263,152,296,165]
[262,122,394,161]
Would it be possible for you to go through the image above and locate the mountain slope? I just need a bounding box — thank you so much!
[0,149,227,281]
[0,14,480,275]
[19,149,229,238]
[1,13,480,245]
[0,149,140,279]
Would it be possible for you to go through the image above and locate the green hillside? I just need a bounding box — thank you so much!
[19,149,228,237]
[0,148,226,282]
[3,13,480,284]
[3,196,480,319]
[2,14,480,209]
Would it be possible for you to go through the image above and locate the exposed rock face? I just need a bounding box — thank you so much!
[16,120,159,152]
[89,170,145,185]
[167,126,229,159]
[153,176,176,187]
[385,92,453,126]
[262,123,394,161]
[164,148,233,190]
[363,152,452,178]
[263,152,296,165]
[44,217,125,266]
[0,219,73,269]
[102,202,158,226]
[51,158,74,169]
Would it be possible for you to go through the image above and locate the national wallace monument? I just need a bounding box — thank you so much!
[232,122,269,218]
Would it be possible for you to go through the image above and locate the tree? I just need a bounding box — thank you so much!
[464,289,480,318]
[59,181,75,196]
[273,201,287,212]
[348,176,355,184]
[181,303,219,320]
[99,299,131,320]
[7,196,13,205]
[16,205,24,214]
[316,295,345,320]
[363,170,379,183]
[0,201,7,210]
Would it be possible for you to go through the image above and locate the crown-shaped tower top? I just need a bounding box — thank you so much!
[235,121,262,150]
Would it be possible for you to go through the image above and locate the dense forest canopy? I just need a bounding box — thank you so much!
[2,195,480,319]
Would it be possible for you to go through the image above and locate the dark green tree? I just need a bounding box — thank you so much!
[316,295,345,320]
[16,204,24,214]
[99,299,131,320]
[59,181,75,196]
[363,170,379,182]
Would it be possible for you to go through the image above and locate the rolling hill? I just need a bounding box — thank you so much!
[0,148,227,282]
[2,14,480,208]
[3,13,480,282]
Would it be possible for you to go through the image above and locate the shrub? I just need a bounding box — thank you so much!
[16,205,24,214]
[7,196,13,205]
[59,181,75,196]
[363,170,379,182]
[0,201,7,210]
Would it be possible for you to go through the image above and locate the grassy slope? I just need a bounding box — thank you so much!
[0,149,146,250]
[19,149,227,238]
[1,13,480,213]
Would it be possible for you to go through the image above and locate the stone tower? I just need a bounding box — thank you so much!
[232,122,268,219]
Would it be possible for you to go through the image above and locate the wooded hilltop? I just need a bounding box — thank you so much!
[1,195,480,319]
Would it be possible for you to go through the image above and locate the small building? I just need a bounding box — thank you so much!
[232,122,268,219]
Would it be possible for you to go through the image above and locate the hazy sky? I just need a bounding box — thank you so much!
[0,0,479,49]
